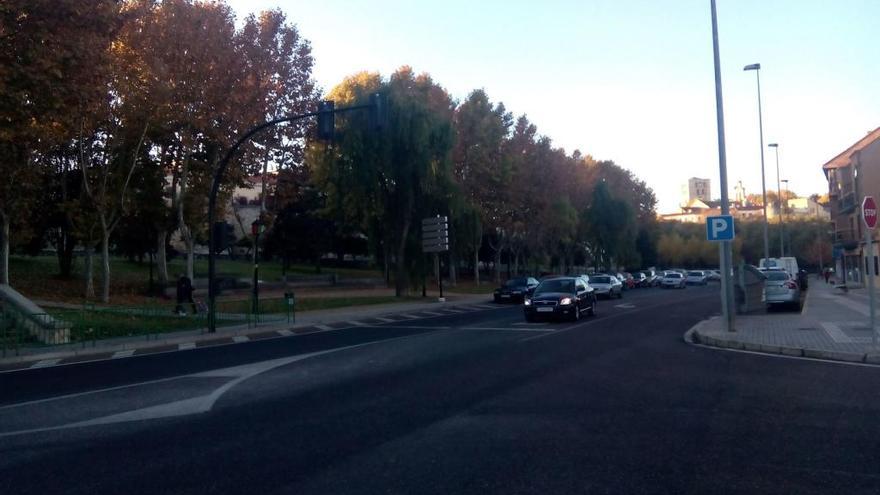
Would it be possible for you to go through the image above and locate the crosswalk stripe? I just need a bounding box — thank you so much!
[30,359,61,368]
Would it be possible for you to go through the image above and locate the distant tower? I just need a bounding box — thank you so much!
[686,177,711,202]
[734,180,746,206]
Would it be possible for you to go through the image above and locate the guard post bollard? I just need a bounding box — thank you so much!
[285,292,295,324]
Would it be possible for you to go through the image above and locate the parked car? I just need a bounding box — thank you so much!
[641,270,658,287]
[589,274,623,299]
[494,277,540,303]
[706,269,721,281]
[524,276,596,322]
[633,272,648,288]
[620,272,636,289]
[685,270,708,285]
[660,272,686,289]
[762,269,802,310]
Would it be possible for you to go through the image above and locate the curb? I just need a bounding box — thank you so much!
[690,325,870,364]
[0,298,496,370]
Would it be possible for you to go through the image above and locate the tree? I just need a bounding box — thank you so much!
[311,67,455,296]
[584,181,637,271]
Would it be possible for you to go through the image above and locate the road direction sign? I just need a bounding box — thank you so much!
[706,215,735,242]
[863,196,877,229]
[422,216,449,253]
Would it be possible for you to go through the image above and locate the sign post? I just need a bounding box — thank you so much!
[707,214,736,331]
[422,216,449,302]
[862,196,877,346]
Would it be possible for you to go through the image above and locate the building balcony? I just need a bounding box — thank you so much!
[838,192,857,214]
[834,228,859,250]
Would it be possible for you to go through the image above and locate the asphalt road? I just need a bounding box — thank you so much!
[3,285,880,494]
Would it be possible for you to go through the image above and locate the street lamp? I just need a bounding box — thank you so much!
[744,63,770,263]
[251,218,266,317]
[781,178,789,257]
[769,143,783,257]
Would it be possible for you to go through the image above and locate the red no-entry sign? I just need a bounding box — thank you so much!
[863,196,878,229]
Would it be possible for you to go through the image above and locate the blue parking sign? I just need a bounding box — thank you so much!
[706,215,735,241]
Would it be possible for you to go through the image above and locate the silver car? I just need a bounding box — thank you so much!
[685,270,708,285]
[589,274,623,299]
[660,272,686,289]
[762,269,801,310]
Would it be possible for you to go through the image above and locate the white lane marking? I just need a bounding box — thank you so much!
[178,343,196,351]
[520,294,716,343]
[112,350,136,359]
[399,314,421,319]
[276,329,294,337]
[442,308,467,313]
[0,330,454,438]
[820,322,853,343]
[232,336,250,343]
[315,324,333,331]
[30,359,61,369]
[512,322,548,327]
[374,317,395,323]
[614,303,636,309]
[346,320,368,327]
[473,304,499,309]
[464,327,556,333]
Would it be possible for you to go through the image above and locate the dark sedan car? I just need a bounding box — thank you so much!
[494,277,539,303]
[523,276,596,322]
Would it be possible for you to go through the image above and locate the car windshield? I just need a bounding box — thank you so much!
[667,273,682,279]
[688,271,702,276]
[504,278,528,287]
[534,279,575,294]
[592,276,611,283]
[766,272,789,281]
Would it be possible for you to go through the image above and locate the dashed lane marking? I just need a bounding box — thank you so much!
[30,359,61,369]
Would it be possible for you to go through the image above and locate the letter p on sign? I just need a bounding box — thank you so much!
[706,215,735,242]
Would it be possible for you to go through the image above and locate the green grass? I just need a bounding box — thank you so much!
[7,255,383,304]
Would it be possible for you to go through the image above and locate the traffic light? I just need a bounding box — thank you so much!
[369,92,387,131]
[212,222,236,254]
[317,100,335,141]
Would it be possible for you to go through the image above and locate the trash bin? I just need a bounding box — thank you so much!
[734,263,766,314]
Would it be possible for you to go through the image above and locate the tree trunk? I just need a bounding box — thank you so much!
[99,215,111,303]
[100,229,111,304]
[383,242,391,288]
[84,244,95,299]
[394,218,411,297]
[156,230,169,286]
[449,251,457,287]
[0,211,8,285]
[473,245,480,286]
[185,233,195,281]
[493,248,502,283]
[513,251,520,276]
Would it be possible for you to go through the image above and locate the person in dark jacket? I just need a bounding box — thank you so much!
[175,274,196,315]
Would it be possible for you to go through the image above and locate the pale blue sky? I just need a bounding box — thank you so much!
[228,0,879,212]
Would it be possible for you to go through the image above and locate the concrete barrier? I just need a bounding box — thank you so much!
[0,285,71,344]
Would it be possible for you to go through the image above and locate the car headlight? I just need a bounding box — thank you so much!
[559,297,573,305]
[524,299,531,306]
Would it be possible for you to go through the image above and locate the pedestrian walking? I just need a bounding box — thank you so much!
[175,274,197,315]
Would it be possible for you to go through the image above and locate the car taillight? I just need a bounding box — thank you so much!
[785,281,798,290]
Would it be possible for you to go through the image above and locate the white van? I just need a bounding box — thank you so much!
[759,257,799,277]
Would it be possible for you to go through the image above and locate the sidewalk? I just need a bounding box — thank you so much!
[0,293,492,370]
[689,276,880,364]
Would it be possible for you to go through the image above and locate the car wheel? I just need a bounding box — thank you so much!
[571,305,581,322]
[588,299,596,316]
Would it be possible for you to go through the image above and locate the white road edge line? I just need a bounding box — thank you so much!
[112,350,136,359]
[178,342,196,351]
[30,359,61,369]
[232,336,250,343]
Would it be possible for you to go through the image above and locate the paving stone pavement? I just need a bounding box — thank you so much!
[691,276,880,363]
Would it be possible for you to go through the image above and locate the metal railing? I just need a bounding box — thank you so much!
[1,297,295,356]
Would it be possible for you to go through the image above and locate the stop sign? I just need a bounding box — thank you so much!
[864,196,878,229]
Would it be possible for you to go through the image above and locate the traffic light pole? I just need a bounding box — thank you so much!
[207,100,382,332]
